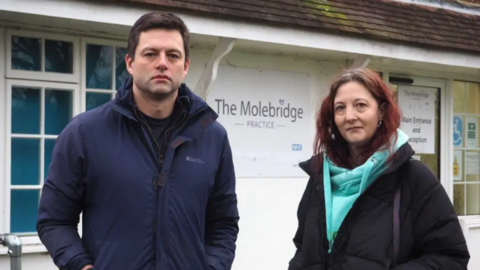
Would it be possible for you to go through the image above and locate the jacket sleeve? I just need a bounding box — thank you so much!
[288,174,315,270]
[392,161,470,270]
[205,131,240,270]
[37,116,93,270]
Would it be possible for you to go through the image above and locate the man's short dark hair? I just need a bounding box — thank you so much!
[127,11,190,60]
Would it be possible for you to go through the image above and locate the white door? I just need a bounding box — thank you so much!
[388,75,445,186]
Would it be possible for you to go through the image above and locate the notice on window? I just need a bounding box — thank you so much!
[398,86,436,154]
[453,150,463,181]
[206,66,312,178]
[466,117,478,148]
[466,151,480,176]
[453,116,464,147]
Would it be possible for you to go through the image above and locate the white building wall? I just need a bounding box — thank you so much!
[461,218,480,270]
[468,228,480,269]
[0,253,55,270]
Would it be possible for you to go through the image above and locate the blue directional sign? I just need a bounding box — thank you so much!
[453,116,463,147]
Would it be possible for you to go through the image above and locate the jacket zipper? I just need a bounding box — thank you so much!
[135,109,162,164]
[134,107,206,268]
[133,108,163,269]
[156,110,204,175]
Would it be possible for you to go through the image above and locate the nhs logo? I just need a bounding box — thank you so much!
[292,144,302,151]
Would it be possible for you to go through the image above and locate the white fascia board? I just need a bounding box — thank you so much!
[2,0,480,69]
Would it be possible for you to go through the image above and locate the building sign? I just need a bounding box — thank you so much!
[398,85,436,154]
[212,99,304,128]
[206,66,312,177]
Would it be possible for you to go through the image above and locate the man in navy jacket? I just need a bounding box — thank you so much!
[37,11,239,270]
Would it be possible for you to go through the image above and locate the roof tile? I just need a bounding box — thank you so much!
[113,0,480,53]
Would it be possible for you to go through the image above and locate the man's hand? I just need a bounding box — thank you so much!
[81,265,94,270]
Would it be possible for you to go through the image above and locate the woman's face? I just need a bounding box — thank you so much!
[333,81,383,148]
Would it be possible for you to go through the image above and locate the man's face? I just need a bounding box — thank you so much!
[126,29,189,100]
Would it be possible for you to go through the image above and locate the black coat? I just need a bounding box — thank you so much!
[288,143,470,270]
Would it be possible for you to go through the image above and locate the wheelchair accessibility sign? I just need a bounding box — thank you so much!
[453,116,463,147]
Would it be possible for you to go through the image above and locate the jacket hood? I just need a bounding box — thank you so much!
[299,131,416,178]
[327,129,410,194]
[111,76,216,120]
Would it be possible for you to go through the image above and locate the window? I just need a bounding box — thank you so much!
[6,80,79,233]
[6,30,79,83]
[2,30,80,237]
[81,38,128,111]
[2,30,132,250]
[453,81,480,216]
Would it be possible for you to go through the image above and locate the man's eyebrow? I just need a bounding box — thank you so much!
[139,46,156,53]
[139,47,182,54]
[166,48,182,54]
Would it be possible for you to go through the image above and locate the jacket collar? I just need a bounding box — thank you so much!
[300,142,415,178]
[111,76,216,121]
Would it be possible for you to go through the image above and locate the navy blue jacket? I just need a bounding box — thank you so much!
[37,77,239,270]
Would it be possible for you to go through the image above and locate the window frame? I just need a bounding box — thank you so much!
[0,33,125,255]
[451,80,480,216]
[80,37,127,111]
[449,78,480,227]
[4,79,80,235]
[387,74,451,197]
[6,29,80,83]
[3,29,82,242]
[385,74,480,220]
[0,27,7,237]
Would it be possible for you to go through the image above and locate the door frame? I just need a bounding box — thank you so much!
[383,73,452,201]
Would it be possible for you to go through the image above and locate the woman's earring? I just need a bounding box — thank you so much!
[328,127,335,140]
[378,120,382,127]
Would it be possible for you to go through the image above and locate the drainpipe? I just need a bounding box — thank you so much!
[194,37,236,100]
[348,54,371,69]
[0,234,22,270]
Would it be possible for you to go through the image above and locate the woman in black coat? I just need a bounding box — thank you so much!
[288,68,469,270]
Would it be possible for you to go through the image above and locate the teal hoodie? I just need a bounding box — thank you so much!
[323,129,409,252]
